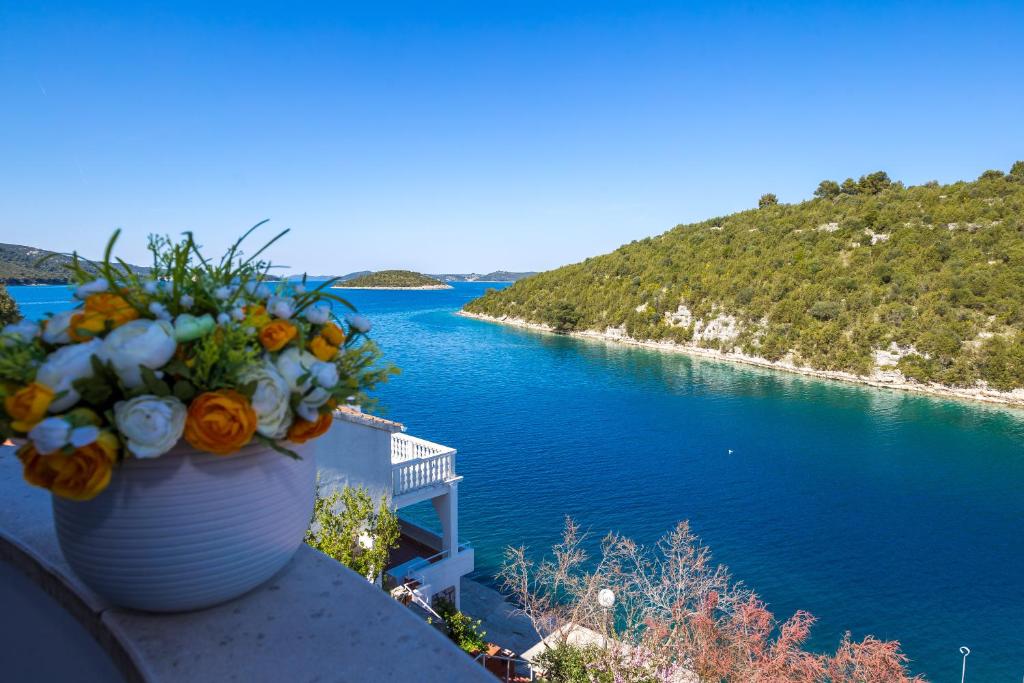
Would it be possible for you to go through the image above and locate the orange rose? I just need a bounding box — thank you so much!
[4,382,54,432]
[308,335,337,361]
[258,320,297,352]
[320,322,346,347]
[19,432,119,501]
[287,411,333,444]
[69,294,139,341]
[184,390,258,455]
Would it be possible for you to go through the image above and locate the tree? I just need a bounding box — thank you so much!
[501,519,924,683]
[0,284,19,327]
[1009,160,1024,181]
[978,169,1005,181]
[814,180,841,200]
[305,483,400,582]
[840,177,859,194]
[545,301,582,333]
[759,193,779,209]
[857,171,892,195]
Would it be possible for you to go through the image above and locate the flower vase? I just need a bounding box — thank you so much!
[52,441,316,612]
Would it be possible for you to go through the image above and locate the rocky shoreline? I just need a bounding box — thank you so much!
[459,311,1024,410]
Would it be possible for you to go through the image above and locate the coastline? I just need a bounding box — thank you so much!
[458,311,1024,410]
[331,285,453,290]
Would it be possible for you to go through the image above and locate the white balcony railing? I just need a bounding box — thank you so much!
[391,433,457,497]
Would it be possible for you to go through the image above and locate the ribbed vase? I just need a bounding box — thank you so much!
[52,440,316,613]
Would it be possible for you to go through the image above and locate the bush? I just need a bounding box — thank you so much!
[305,483,400,581]
[758,193,779,208]
[434,598,487,654]
[0,284,19,327]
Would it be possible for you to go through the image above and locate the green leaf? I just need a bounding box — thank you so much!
[140,366,171,397]
[172,380,197,401]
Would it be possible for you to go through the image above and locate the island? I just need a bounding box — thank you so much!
[333,270,453,290]
[463,163,1024,407]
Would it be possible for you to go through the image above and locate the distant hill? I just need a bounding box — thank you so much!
[431,271,536,282]
[335,270,452,289]
[0,243,150,284]
[466,164,1024,397]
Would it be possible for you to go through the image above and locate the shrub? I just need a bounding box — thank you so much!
[305,483,400,581]
[434,598,487,654]
[758,193,779,208]
[0,284,19,326]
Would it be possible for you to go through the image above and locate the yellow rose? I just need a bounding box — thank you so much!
[184,390,258,455]
[19,432,119,501]
[68,294,139,341]
[68,311,108,341]
[4,383,54,432]
[258,320,298,352]
[85,293,138,326]
[308,335,337,361]
[287,411,332,444]
[320,322,346,347]
[246,305,271,329]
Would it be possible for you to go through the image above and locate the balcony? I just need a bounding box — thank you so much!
[391,433,458,506]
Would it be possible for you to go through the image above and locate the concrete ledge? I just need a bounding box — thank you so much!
[0,446,492,683]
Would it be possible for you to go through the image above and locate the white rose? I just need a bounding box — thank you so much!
[114,395,186,458]
[240,361,293,439]
[75,278,108,300]
[69,425,100,448]
[99,319,177,389]
[42,310,75,345]
[214,285,232,300]
[267,296,295,320]
[179,294,194,309]
[310,361,338,389]
[29,417,71,454]
[304,303,331,325]
[275,348,332,421]
[148,301,172,321]
[36,339,102,412]
[3,319,40,344]
[345,313,371,333]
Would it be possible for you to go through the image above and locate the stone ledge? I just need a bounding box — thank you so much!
[0,446,492,683]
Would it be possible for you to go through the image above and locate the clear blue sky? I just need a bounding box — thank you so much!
[2,1,1022,274]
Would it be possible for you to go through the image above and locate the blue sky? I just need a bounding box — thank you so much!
[1,1,1022,274]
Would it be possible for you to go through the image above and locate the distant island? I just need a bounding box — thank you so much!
[431,271,537,283]
[464,163,1024,407]
[334,270,453,290]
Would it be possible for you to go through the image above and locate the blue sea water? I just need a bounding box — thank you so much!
[9,283,1024,680]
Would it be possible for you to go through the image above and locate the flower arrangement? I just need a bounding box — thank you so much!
[0,225,392,501]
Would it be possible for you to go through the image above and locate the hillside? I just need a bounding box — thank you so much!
[465,164,1024,397]
[0,243,150,284]
[335,270,452,289]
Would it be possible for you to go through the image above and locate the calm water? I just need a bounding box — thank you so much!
[11,283,1024,680]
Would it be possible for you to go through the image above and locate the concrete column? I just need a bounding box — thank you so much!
[431,481,461,608]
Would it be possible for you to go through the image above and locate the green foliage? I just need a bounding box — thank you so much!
[545,301,582,333]
[758,193,779,208]
[433,598,488,654]
[465,164,1024,390]
[343,270,448,288]
[534,643,608,683]
[0,284,20,326]
[1011,160,1024,181]
[305,483,400,581]
[814,180,841,200]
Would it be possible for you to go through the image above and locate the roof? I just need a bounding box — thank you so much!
[333,406,406,433]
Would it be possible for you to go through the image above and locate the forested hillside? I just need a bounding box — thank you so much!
[0,243,149,284]
[337,270,451,288]
[465,164,1024,392]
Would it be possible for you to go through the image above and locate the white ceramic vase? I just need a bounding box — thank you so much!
[52,440,316,613]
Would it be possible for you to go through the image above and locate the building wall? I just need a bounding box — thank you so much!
[312,417,394,501]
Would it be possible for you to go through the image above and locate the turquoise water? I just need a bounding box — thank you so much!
[10,283,1024,680]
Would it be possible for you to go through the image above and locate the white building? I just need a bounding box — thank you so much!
[313,407,474,610]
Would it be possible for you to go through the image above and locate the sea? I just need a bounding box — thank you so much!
[9,282,1024,680]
